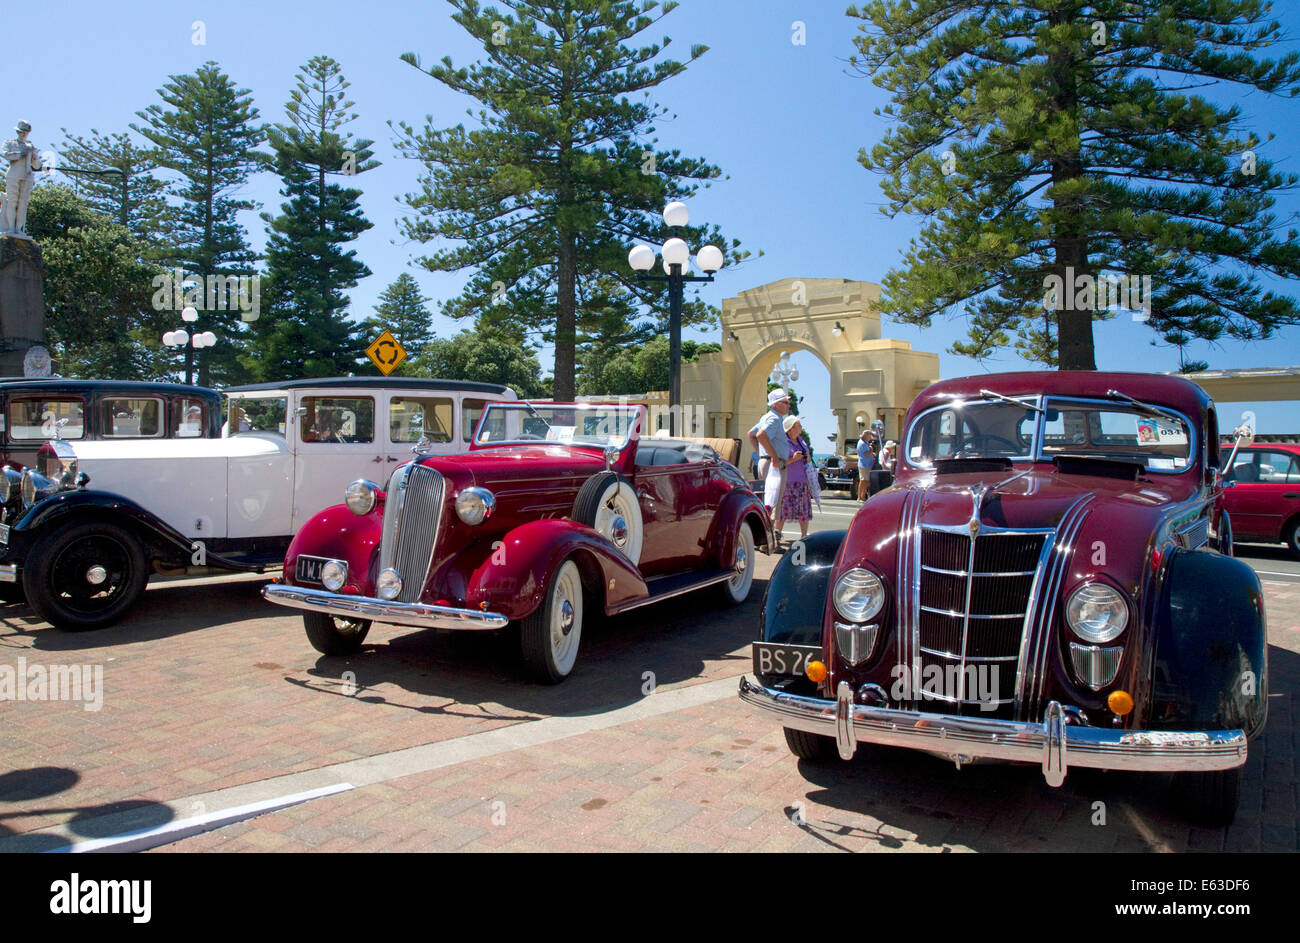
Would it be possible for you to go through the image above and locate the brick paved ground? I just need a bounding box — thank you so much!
[2,539,1296,853]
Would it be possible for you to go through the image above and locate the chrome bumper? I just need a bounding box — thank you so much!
[262,583,509,631]
[738,676,1247,784]
[0,563,17,584]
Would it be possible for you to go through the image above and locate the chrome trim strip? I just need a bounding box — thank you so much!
[920,646,1018,663]
[0,563,16,583]
[611,570,737,614]
[739,677,1248,777]
[921,565,1039,577]
[262,583,508,630]
[920,605,1024,620]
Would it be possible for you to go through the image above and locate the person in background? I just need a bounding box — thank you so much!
[775,414,812,547]
[880,440,897,472]
[750,388,793,512]
[856,429,877,501]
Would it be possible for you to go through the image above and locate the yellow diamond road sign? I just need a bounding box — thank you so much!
[366,330,406,376]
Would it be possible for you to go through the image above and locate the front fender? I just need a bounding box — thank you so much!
[283,504,383,593]
[1149,548,1268,738]
[11,489,193,560]
[454,519,649,621]
[759,530,846,647]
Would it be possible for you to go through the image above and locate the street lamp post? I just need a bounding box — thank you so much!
[770,351,799,389]
[627,202,724,436]
[162,302,217,385]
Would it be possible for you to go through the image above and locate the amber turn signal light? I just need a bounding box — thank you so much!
[1108,689,1134,716]
[805,660,827,683]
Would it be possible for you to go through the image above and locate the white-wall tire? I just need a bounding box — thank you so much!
[715,520,755,607]
[520,559,584,683]
[572,472,643,564]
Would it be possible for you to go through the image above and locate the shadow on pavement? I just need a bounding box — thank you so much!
[0,766,176,852]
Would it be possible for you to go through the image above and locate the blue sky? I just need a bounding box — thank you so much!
[9,0,1300,445]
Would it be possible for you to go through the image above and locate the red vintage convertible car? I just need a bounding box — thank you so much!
[742,371,1266,824]
[263,402,772,682]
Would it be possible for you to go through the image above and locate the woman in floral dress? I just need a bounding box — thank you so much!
[774,414,813,548]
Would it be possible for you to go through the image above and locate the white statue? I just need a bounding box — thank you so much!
[1,120,43,238]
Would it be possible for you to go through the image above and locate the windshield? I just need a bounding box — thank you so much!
[472,403,642,449]
[906,396,1194,472]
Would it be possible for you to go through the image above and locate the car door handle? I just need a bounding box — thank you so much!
[1285,493,1300,499]
[371,455,384,463]
[386,456,400,462]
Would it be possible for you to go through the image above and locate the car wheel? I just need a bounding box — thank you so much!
[572,471,643,564]
[302,612,372,655]
[1216,512,1235,557]
[714,520,755,607]
[520,559,584,684]
[1285,517,1300,559]
[783,727,838,762]
[1175,767,1241,826]
[22,519,149,631]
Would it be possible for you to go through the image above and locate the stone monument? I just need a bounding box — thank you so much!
[0,119,48,377]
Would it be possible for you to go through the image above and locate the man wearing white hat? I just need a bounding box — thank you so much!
[747,387,799,517]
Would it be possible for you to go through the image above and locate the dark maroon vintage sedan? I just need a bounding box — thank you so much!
[263,402,772,682]
[741,371,1267,825]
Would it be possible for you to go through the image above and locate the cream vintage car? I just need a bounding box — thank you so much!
[0,378,516,630]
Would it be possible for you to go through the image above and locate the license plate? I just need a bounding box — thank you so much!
[753,641,823,678]
[295,555,335,584]
[0,523,8,546]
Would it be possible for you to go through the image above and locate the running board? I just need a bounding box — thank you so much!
[610,569,735,615]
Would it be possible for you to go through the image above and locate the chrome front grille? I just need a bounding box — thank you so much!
[379,463,445,603]
[913,527,1052,715]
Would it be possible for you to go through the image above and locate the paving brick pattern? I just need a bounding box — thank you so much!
[2,542,1297,853]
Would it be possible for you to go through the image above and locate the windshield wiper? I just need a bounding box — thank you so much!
[1105,389,1181,422]
[520,400,554,437]
[979,389,1045,415]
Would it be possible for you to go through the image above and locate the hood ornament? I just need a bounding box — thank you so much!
[968,483,987,537]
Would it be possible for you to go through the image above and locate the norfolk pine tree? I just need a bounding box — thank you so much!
[133,61,267,385]
[246,56,378,381]
[57,129,172,245]
[850,0,1300,369]
[395,0,746,399]
[357,273,437,369]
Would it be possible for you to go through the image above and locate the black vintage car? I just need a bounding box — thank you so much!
[0,378,221,471]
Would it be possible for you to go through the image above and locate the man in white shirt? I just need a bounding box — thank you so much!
[748,388,795,511]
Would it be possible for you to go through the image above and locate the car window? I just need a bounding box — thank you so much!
[172,397,208,438]
[228,396,287,436]
[390,396,452,444]
[100,397,164,438]
[7,398,86,440]
[462,398,488,444]
[1259,451,1300,483]
[302,396,374,444]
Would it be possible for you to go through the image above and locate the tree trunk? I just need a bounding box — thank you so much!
[554,232,577,400]
[1048,10,1096,371]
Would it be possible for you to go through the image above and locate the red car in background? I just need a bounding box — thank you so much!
[1221,442,1300,557]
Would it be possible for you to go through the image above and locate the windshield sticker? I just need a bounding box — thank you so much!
[545,426,575,442]
[1136,418,1187,446]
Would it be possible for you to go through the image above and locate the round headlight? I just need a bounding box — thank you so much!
[1066,582,1129,643]
[320,560,348,592]
[345,479,380,516]
[833,567,886,623]
[455,487,496,525]
[20,469,54,509]
[376,567,403,601]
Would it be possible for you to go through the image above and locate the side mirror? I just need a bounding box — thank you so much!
[604,446,619,471]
